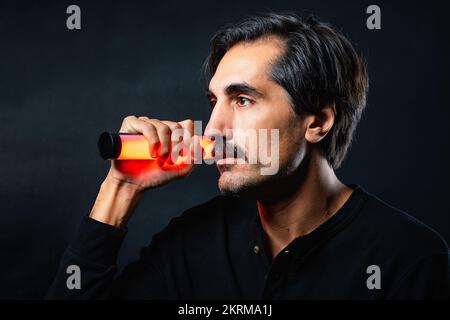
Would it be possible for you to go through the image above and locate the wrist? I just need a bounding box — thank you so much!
[89,175,144,228]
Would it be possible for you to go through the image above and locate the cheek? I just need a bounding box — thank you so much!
[232,100,304,158]
[233,108,267,129]
[278,123,307,167]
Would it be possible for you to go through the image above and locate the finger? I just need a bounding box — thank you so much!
[179,119,194,136]
[190,135,203,164]
[139,117,172,160]
[177,156,195,177]
[120,115,160,157]
[160,121,186,164]
[179,119,194,157]
[161,120,183,145]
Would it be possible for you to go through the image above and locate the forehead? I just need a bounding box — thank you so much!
[209,36,285,92]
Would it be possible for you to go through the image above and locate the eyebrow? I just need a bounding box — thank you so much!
[206,82,264,99]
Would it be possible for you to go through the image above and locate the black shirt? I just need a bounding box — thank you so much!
[46,185,450,299]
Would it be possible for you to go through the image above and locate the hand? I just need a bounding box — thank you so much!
[90,116,200,227]
[106,115,200,192]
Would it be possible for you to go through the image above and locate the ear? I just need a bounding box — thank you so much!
[304,103,336,144]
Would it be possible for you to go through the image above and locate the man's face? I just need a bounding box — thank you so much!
[205,36,308,195]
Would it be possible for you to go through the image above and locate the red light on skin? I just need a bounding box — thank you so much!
[98,132,216,175]
[116,134,215,161]
[115,159,161,176]
[115,157,193,176]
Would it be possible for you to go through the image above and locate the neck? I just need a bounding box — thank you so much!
[257,153,353,259]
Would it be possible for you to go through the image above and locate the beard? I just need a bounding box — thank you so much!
[215,141,266,195]
[216,161,291,197]
[216,146,306,201]
[217,165,267,196]
[215,134,301,197]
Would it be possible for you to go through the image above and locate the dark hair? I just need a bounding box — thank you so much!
[203,13,369,169]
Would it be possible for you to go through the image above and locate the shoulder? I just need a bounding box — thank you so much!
[354,188,448,260]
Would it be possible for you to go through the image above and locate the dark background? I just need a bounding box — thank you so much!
[0,0,449,299]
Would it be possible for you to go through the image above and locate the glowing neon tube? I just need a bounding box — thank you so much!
[98,132,215,161]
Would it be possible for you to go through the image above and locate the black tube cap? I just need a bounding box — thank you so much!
[98,132,121,160]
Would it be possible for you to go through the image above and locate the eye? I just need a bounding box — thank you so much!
[236,96,253,107]
[209,98,217,108]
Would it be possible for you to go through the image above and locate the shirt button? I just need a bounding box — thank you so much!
[253,245,260,254]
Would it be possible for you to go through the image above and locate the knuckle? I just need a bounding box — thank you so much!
[120,115,137,131]
[123,115,136,123]
[172,122,182,130]
[181,119,194,133]
[141,121,153,130]
[181,119,194,128]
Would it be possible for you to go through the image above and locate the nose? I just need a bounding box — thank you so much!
[204,101,233,140]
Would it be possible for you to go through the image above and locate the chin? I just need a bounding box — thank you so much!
[217,166,270,196]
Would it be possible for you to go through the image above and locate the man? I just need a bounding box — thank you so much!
[47,13,449,299]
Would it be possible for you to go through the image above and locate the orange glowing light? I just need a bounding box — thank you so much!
[117,134,155,160]
[114,134,215,164]
[199,137,215,160]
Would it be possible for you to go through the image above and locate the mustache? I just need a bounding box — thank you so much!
[211,137,247,160]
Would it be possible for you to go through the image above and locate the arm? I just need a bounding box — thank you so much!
[46,116,196,299]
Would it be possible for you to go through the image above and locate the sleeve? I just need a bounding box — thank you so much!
[45,216,168,300]
[387,251,450,300]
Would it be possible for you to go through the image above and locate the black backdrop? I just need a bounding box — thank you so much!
[0,0,449,299]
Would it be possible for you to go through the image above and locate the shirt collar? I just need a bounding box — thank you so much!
[249,184,370,264]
